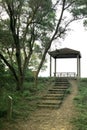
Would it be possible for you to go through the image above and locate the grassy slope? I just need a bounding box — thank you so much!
[0,77,50,129]
[73,78,87,130]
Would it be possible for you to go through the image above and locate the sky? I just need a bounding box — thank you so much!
[39,20,87,78]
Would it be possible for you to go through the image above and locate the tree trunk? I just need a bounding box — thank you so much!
[34,0,66,80]
[34,73,38,88]
[16,74,24,91]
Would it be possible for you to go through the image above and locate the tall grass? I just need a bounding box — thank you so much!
[0,77,50,129]
[73,78,87,130]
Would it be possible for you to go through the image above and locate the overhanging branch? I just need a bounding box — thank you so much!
[0,52,18,81]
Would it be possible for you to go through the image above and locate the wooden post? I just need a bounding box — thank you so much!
[77,55,79,78]
[54,58,57,77]
[79,57,81,77]
[77,55,81,78]
[50,55,52,77]
[7,96,13,120]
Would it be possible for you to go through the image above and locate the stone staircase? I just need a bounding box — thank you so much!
[38,77,70,109]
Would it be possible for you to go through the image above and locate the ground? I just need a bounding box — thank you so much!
[9,80,78,130]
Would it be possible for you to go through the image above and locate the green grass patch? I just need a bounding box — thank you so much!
[73,78,87,130]
[0,77,50,129]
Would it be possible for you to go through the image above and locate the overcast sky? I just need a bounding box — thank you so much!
[63,20,87,78]
[39,20,87,78]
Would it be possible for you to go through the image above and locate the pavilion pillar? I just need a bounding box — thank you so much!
[50,55,52,77]
[77,55,81,78]
[54,58,57,77]
[79,57,81,77]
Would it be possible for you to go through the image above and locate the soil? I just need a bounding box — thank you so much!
[11,80,78,130]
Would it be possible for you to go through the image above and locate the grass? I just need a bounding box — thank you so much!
[73,78,87,130]
[0,77,50,129]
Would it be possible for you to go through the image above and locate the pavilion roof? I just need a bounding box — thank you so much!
[48,48,81,58]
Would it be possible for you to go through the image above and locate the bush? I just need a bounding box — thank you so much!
[22,90,31,97]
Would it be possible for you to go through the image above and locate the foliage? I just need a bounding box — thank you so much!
[29,44,47,71]
[65,86,71,94]
[0,0,56,90]
[71,0,87,29]
[73,78,87,130]
[0,0,78,90]
[0,77,50,129]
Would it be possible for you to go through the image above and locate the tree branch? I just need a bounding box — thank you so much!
[22,7,38,45]
[51,0,66,42]
[53,0,60,8]
[22,25,35,74]
[54,18,76,39]
[0,52,18,81]
[36,0,66,77]
[64,1,75,10]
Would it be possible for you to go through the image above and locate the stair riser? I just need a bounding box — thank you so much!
[44,94,64,97]
[38,99,62,104]
[38,105,60,109]
[48,91,65,94]
[49,89,66,92]
[54,84,69,86]
[53,87,68,89]
[42,97,63,100]
[40,103,61,106]
[54,81,69,83]
[54,83,69,85]
[54,79,69,81]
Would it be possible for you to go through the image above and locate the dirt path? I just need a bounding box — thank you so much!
[15,80,78,130]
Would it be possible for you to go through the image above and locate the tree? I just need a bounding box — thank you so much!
[0,0,77,91]
[70,0,87,26]
[0,0,55,90]
[35,0,77,80]
[29,44,47,71]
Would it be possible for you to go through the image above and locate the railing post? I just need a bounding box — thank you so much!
[54,72,76,78]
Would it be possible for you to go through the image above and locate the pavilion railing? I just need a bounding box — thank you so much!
[54,72,77,78]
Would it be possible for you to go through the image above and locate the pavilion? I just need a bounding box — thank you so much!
[48,48,81,78]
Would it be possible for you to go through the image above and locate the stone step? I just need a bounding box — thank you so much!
[53,86,68,89]
[39,99,61,104]
[41,100,60,104]
[54,84,69,86]
[54,81,69,83]
[48,89,66,93]
[44,93,64,97]
[55,78,68,82]
[54,82,69,86]
[38,104,60,109]
[42,96,64,100]
[37,78,70,109]
[49,88,67,91]
[48,91,65,94]
[38,100,62,108]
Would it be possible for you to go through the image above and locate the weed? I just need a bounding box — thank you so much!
[73,78,87,130]
[0,77,50,129]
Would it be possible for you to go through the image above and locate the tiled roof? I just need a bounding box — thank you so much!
[48,48,81,58]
